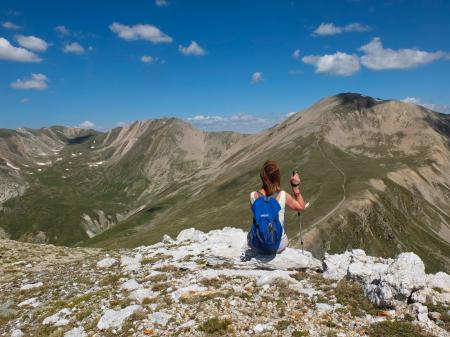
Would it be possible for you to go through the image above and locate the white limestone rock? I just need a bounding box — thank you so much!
[151,311,171,326]
[316,303,334,313]
[20,282,43,290]
[120,279,141,291]
[129,288,154,303]
[18,297,40,308]
[174,227,321,271]
[180,320,196,328]
[120,253,142,272]
[64,326,87,337]
[253,323,273,333]
[176,228,206,243]
[241,247,322,271]
[322,250,353,280]
[364,252,426,307]
[96,257,117,269]
[42,308,71,326]
[255,270,295,287]
[410,302,429,323]
[162,234,174,243]
[10,329,24,337]
[97,305,142,330]
[427,272,450,291]
[170,284,208,301]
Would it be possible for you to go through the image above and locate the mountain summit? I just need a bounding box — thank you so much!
[0,93,449,272]
[1,226,449,336]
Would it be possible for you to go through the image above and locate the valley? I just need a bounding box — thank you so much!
[1,93,449,273]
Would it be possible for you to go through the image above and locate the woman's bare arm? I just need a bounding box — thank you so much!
[285,172,305,212]
[286,188,305,211]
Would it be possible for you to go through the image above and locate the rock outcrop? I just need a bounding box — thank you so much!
[323,249,447,308]
[1,227,449,336]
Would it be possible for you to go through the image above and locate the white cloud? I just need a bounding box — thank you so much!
[402,97,450,114]
[292,49,301,59]
[251,71,264,84]
[187,113,274,132]
[10,73,48,90]
[155,0,168,6]
[286,111,297,118]
[313,22,371,36]
[359,37,446,70]
[0,37,42,62]
[313,23,342,36]
[402,97,420,104]
[2,21,20,30]
[345,22,371,32]
[20,97,29,103]
[16,35,50,52]
[79,121,95,129]
[178,41,207,56]
[141,55,154,63]
[63,42,85,54]
[109,22,172,43]
[55,25,70,37]
[302,52,360,76]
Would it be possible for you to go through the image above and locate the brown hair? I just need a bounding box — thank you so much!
[260,160,281,195]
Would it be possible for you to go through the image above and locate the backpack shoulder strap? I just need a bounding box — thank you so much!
[269,191,279,199]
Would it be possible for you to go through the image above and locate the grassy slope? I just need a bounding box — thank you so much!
[1,97,449,272]
[83,134,450,273]
[0,136,147,246]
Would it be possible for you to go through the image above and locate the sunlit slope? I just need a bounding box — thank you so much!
[1,93,449,272]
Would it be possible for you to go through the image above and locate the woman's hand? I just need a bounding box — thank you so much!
[291,171,301,187]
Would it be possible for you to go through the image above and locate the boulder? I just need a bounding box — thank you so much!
[42,308,71,326]
[427,272,450,291]
[20,282,43,290]
[120,279,141,291]
[64,326,87,337]
[151,312,171,326]
[120,253,142,272]
[97,305,142,330]
[96,257,117,269]
[173,227,321,271]
[10,330,24,337]
[129,288,154,303]
[364,253,426,307]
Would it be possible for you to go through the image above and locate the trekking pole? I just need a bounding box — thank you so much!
[298,210,303,254]
[293,170,309,254]
[298,202,310,254]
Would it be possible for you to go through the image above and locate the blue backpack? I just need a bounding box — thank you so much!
[248,191,283,254]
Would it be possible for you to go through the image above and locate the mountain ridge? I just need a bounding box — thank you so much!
[1,226,449,336]
[1,92,449,273]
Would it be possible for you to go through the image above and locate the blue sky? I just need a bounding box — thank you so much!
[1,0,449,132]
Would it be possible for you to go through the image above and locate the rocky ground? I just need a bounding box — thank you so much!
[1,227,449,337]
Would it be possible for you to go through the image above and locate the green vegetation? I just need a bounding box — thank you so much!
[368,321,431,337]
[335,279,378,316]
[1,95,449,273]
[427,303,450,331]
[275,320,290,331]
[198,317,232,334]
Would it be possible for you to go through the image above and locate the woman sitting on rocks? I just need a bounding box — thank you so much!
[248,160,306,254]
